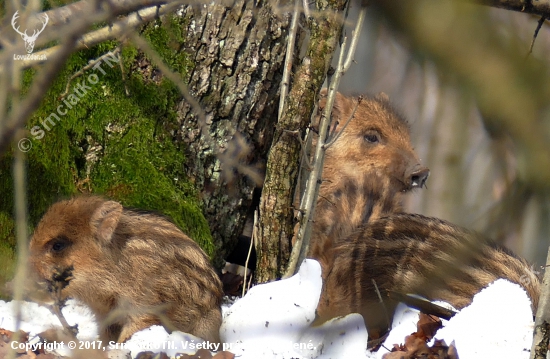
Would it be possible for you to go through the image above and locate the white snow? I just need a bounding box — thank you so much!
[371,279,534,359]
[123,325,213,358]
[429,279,534,359]
[299,313,371,359]
[220,258,323,358]
[0,264,537,359]
[0,299,98,340]
[369,303,423,358]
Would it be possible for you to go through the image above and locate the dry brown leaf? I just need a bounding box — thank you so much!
[221,272,244,296]
[417,313,442,340]
[382,312,458,359]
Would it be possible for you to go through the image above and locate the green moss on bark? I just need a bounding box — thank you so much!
[0,16,211,294]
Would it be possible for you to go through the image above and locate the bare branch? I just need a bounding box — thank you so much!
[60,47,121,99]
[466,0,550,17]
[118,47,130,96]
[256,0,348,282]
[41,0,168,26]
[342,4,367,71]
[243,210,259,297]
[0,0,148,154]
[388,291,457,320]
[11,4,177,70]
[526,16,546,58]
[284,35,349,277]
[129,32,207,127]
[278,0,301,120]
[6,140,29,359]
[324,95,361,148]
[284,3,367,278]
[131,31,265,187]
[302,0,310,19]
[373,279,391,329]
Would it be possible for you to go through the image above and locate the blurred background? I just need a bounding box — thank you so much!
[339,1,550,267]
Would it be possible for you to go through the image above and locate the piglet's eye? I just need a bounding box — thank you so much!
[364,132,380,143]
[49,236,71,253]
[52,242,65,251]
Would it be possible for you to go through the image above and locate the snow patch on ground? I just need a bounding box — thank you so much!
[430,279,534,359]
[370,303,422,358]
[124,325,208,358]
[0,265,536,359]
[371,279,534,359]
[220,258,323,358]
[300,313,372,359]
[0,299,98,340]
[220,259,376,359]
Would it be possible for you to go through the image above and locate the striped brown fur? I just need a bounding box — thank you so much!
[309,93,539,340]
[316,213,541,338]
[309,91,429,260]
[25,196,223,343]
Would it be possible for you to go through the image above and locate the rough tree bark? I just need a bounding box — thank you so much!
[255,0,348,283]
[175,0,296,269]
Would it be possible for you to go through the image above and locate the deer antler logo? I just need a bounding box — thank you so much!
[11,11,49,54]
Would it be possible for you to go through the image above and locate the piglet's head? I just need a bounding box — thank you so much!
[23,197,123,303]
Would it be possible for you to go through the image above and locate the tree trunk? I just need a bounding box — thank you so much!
[175,0,295,269]
[255,0,348,283]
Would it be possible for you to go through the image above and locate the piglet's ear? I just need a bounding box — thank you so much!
[375,92,390,102]
[315,90,347,129]
[90,201,123,243]
[331,92,350,118]
[318,89,346,115]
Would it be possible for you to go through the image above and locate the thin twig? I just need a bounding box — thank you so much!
[129,33,211,145]
[527,16,546,59]
[131,32,264,186]
[284,127,313,171]
[284,36,348,278]
[388,291,457,320]
[39,0,168,27]
[372,279,391,330]
[293,127,314,222]
[365,279,391,349]
[324,95,362,148]
[284,3,368,278]
[4,3,178,71]
[302,0,310,19]
[60,48,121,99]
[279,0,300,119]
[0,57,11,139]
[7,135,29,359]
[0,0,128,154]
[243,210,258,297]
[367,332,390,350]
[317,194,335,207]
[342,5,367,71]
[118,46,130,96]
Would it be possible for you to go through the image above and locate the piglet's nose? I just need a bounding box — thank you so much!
[410,167,430,189]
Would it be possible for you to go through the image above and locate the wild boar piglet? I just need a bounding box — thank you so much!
[317,213,540,340]
[309,91,429,261]
[25,196,223,343]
